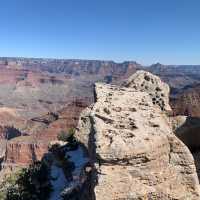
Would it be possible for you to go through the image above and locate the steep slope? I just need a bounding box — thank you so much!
[76,71,200,199]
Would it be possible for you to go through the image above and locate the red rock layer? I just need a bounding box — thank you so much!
[3,140,48,168]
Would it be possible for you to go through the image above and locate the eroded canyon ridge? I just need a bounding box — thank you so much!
[1,58,200,199]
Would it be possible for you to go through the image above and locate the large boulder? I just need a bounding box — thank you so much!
[76,71,200,199]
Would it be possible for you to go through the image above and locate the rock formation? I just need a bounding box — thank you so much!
[76,71,200,199]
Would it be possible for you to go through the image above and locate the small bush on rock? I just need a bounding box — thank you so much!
[57,128,78,150]
[57,128,75,142]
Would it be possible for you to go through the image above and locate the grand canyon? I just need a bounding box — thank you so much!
[0,57,200,199]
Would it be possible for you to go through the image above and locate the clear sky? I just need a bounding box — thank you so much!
[0,0,199,65]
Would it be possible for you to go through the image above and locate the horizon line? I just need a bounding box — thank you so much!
[0,56,200,67]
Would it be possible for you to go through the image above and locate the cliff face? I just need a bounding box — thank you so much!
[170,83,200,117]
[3,141,48,168]
[0,58,140,79]
[148,63,200,90]
[76,71,200,199]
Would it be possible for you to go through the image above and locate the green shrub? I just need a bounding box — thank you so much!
[57,128,78,150]
[5,161,52,200]
[57,128,75,142]
[0,170,20,200]
[6,186,19,200]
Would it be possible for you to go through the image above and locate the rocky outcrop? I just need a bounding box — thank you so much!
[76,71,200,199]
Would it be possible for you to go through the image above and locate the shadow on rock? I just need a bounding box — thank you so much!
[175,116,200,181]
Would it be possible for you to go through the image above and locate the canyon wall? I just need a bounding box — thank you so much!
[0,98,89,173]
[3,141,48,168]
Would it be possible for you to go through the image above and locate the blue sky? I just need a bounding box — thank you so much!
[0,0,199,65]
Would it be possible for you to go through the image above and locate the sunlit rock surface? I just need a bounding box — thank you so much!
[76,71,200,199]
